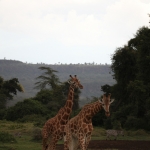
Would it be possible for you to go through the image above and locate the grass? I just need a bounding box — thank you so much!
[91,127,150,141]
[0,120,150,150]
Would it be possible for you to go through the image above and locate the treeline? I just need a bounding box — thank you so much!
[0,59,114,107]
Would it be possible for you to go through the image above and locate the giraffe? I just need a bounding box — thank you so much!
[63,93,114,150]
[42,75,83,150]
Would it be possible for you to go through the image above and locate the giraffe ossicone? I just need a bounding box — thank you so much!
[41,75,83,150]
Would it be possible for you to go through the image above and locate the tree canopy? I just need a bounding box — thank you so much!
[34,66,60,90]
[0,76,24,109]
[102,26,150,130]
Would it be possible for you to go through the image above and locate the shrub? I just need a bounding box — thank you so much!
[0,109,6,120]
[0,131,16,143]
[124,116,147,130]
[5,99,48,121]
[103,118,113,129]
[32,128,42,141]
[134,129,147,136]
[126,129,147,136]
[8,124,24,130]
[112,120,122,130]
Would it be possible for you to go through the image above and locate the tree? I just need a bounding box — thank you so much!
[101,84,111,95]
[34,67,60,90]
[102,26,150,130]
[111,46,137,86]
[34,67,81,114]
[0,76,24,109]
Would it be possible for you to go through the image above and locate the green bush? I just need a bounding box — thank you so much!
[0,109,6,120]
[103,118,113,129]
[32,128,42,142]
[8,123,24,130]
[112,120,122,130]
[0,131,16,143]
[124,116,147,130]
[126,129,147,136]
[5,99,48,121]
[134,129,147,136]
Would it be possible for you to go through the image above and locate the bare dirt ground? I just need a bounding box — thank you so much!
[56,140,150,150]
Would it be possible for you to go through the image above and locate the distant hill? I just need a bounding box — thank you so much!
[0,59,115,107]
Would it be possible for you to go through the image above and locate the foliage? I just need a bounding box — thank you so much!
[34,68,82,111]
[0,76,24,109]
[0,109,6,120]
[18,114,46,126]
[112,120,122,130]
[34,66,60,90]
[101,84,111,95]
[2,66,83,122]
[101,26,150,130]
[92,110,106,127]
[5,99,48,121]
[0,131,16,143]
[34,89,53,105]
[32,127,42,142]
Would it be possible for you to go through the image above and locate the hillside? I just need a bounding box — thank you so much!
[0,59,115,107]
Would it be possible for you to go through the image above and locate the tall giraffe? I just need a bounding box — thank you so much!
[64,93,114,150]
[42,75,83,150]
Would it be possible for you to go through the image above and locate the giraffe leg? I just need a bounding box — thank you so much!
[42,133,50,150]
[64,137,69,150]
[47,137,58,150]
[64,133,74,150]
[64,133,78,150]
[63,129,69,150]
[85,133,91,149]
[69,138,78,150]
[71,135,79,150]
[78,135,86,150]
[64,141,69,150]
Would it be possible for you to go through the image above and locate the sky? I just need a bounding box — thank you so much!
[0,0,150,65]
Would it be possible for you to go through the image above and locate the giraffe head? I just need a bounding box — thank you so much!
[99,93,114,117]
[68,75,83,89]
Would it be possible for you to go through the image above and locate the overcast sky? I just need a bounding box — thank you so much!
[0,0,150,65]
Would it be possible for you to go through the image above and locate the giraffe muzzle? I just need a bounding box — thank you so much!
[105,112,110,117]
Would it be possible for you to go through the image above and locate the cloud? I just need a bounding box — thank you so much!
[100,0,150,47]
[0,0,150,64]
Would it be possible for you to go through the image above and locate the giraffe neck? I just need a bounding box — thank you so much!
[80,101,102,120]
[67,85,75,100]
[54,86,75,123]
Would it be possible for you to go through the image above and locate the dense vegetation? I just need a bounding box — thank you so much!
[101,26,150,130]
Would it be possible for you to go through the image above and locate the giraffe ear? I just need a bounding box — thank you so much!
[110,99,114,104]
[99,99,104,104]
